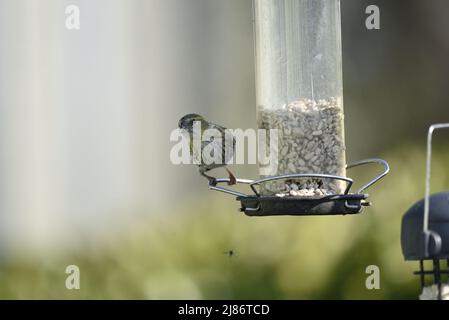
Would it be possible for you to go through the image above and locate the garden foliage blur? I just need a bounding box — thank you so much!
[1,145,449,299]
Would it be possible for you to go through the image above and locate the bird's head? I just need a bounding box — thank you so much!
[178,113,205,132]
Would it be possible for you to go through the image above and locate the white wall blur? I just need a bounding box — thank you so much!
[0,0,255,253]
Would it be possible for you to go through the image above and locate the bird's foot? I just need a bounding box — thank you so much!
[225,168,237,186]
[200,169,218,186]
[208,177,218,186]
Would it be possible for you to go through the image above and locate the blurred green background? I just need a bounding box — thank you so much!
[1,0,449,299]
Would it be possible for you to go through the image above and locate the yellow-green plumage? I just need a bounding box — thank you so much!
[178,113,236,185]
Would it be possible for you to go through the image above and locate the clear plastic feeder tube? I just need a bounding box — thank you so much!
[254,0,346,196]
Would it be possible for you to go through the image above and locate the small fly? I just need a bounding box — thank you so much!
[223,249,237,258]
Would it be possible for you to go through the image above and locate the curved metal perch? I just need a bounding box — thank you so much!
[206,158,389,216]
[209,158,389,198]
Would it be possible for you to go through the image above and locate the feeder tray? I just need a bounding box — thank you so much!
[209,158,389,216]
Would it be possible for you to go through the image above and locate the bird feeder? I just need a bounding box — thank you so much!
[401,124,449,300]
[207,0,389,216]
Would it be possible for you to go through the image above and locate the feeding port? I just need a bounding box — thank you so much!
[210,158,389,216]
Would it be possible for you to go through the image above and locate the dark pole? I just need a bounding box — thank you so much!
[433,259,442,300]
[419,260,425,289]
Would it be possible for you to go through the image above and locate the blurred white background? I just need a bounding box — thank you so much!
[0,0,256,254]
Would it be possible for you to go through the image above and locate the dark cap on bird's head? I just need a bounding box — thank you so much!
[178,113,205,131]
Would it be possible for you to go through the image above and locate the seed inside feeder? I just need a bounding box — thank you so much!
[254,0,346,197]
[258,97,346,196]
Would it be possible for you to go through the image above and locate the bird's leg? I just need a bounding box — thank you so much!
[199,167,217,186]
[225,167,237,186]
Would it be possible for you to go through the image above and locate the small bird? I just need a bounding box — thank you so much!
[178,113,237,186]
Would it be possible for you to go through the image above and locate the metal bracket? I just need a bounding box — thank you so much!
[346,158,390,194]
[424,124,449,232]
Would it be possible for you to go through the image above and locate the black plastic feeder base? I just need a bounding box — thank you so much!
[238,194,368,216]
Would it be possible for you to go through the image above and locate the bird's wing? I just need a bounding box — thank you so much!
[208,122,227,132]
[212,123,235,165]
[202,122,235,166]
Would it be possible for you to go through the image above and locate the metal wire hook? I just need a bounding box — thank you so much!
[424,124,449,232]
